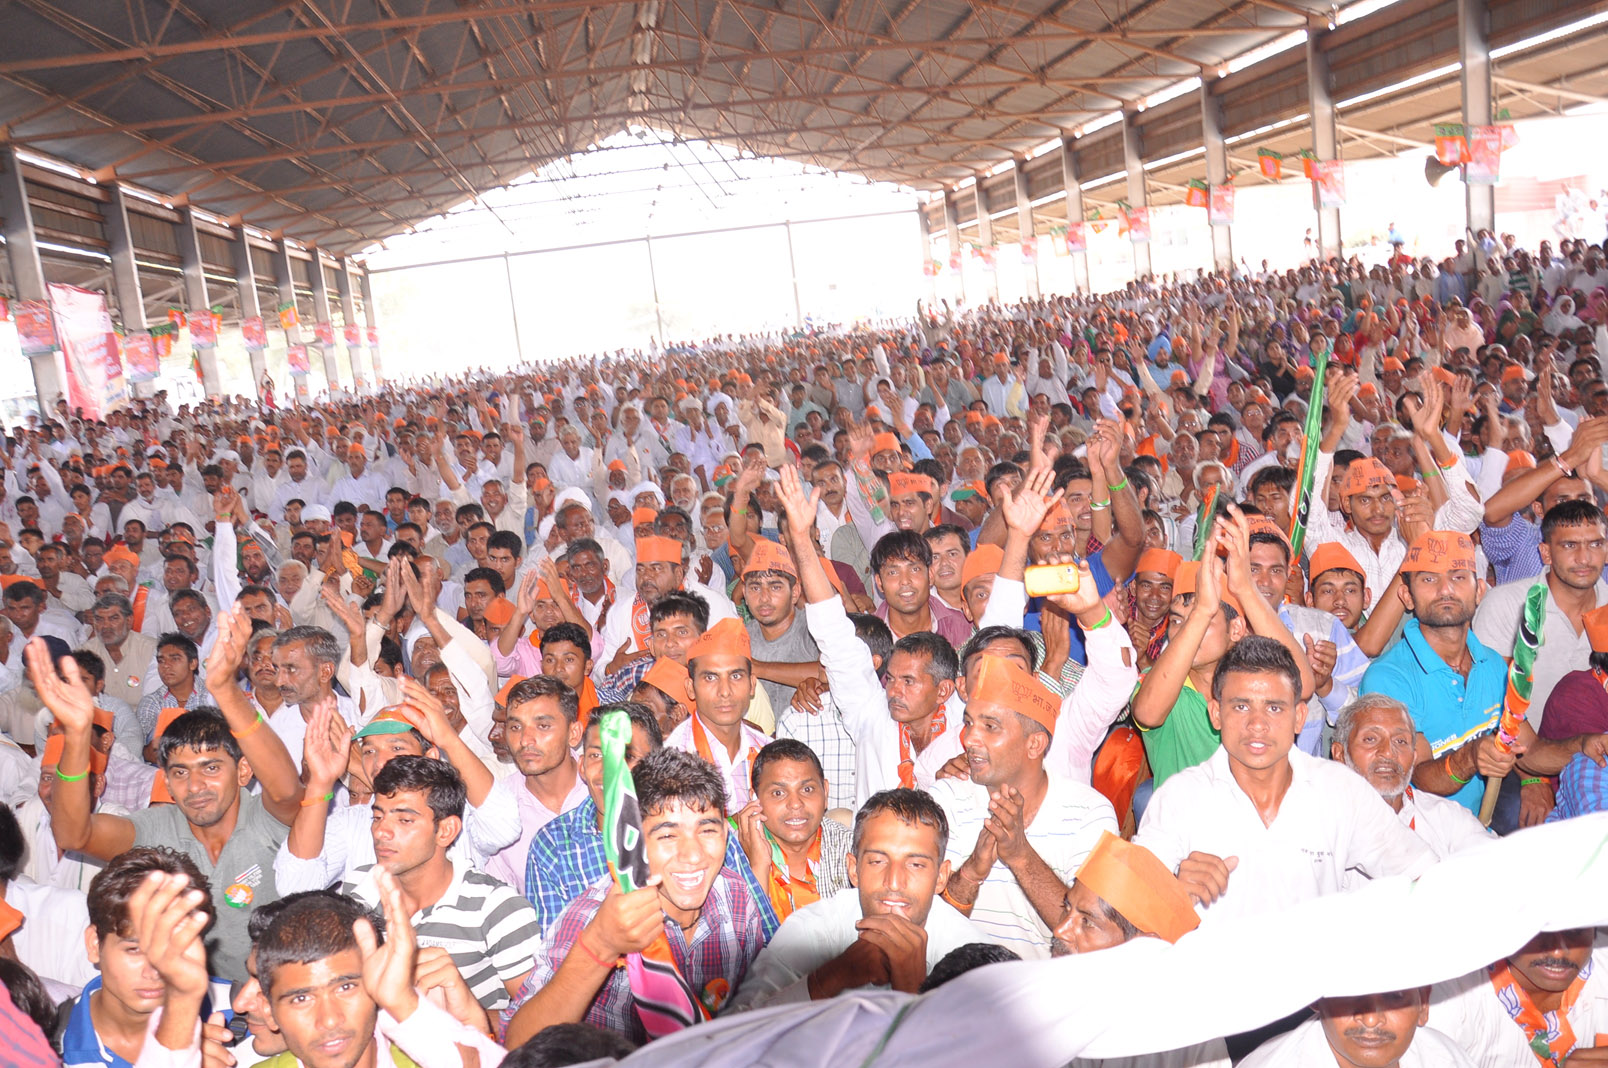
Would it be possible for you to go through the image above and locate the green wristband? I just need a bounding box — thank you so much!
[54,767,89,783]
[1520,778,1544,787]
[1107,477,1129,493]
[1086,608,1114,631]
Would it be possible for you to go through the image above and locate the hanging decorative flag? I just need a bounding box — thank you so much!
[1298,149,1319,179]
[366,326,379,346]
[1208,183,1236,226]
[978,245,997,271]
[1433,123,1469,165]
[599,710,715,1034]
[242,315,267,349]
[315,320,336,346]
[1185,179,1209,208]
[287,344,310,373]
[1496,109,1519,149]
[967,242,982,261]
[0,296,10,321]
[1066,220,1088,252]
[1127,206,1152,244]
[1466,126,1502,185]
[344,323,362,346]
[1315,160,1347,208]
[14,300,58,355]
[190,310,218,349]
[922,259,939,277]
[1088,208,1108,235]
[1020,239,1036,265]
[151,323,176,359]
[190,350,204,383]
[947,250,962,271]
[1257,149,1283,179]
[1049,227,1069,257]
[166,307,187,330]
[277,302,299,331]
[1286,339,1332,559]
[124,331,159,383]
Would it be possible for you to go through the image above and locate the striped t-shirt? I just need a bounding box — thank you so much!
[929,773,1117,960]
[344,861,540,1010]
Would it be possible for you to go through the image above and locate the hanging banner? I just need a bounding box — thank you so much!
[242,315,267,350]
[1257,149,1283,180]
[1020,240,1037,266]
[1315,160,1347,208]
[1466,125,1502,185]
[1088,209,1108,235]
[1127,206,1152,244]
[277,302,299,331]
[366,326,379,347]
[344,323,362,346]
[1298,149,1319,180]
[190,310,218,349]
[977,245,997,271]
[1433,123,1469,165]
[1209,183,1236,226]
[0,297,9,321]
[287,344,310,373]
[48,282,125,419]
[14,300,58,355]
[315,320,336,345]
[166,307,187,330]
[1185,179,1209,208]
[1049,228,1068,257]
[947,250,962,271]
[1066,221,1088,253]
[922,259,939,278]
[151,324,176,360]
[124,331,159,383]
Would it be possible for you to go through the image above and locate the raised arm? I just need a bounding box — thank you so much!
[1219,507,1315,700]
[205,606,306,820]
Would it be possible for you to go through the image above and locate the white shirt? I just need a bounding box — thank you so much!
[4,876,97,990]
[1134,747,1436,929]
[804,595,964,807]
[730,887,990,1010]
[595,578,737,682]
[665,713,773,812]
[1430,939,1608,1068]
[267,692,365,766]
[1239,1017,1474,1067]
[929,773,1116,960]
[1070,1042,1230,1068]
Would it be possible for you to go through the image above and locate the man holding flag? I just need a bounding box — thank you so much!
[504,744,766,1046]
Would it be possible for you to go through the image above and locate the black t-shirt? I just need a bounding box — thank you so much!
[1258,361,1298,398]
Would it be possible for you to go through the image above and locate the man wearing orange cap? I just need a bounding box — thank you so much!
[1307,542,1370,631]
[1050,831,1200,954]
[1364,530,1608,823]
[664,618,772,812]
[328,439,389,512]
[930,654,1117,958]
[1127,547,1182,668]
[597,533,736,680]
[1478,422,1604,584]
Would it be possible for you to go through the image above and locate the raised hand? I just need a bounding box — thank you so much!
[775,465,822,544]
[355,867,420,1023]
[130,871,212,1002]
[321,584,365,636]
[24,638,95,734]
[303,696,353,793]
[1000,465,1063,537]
[205,606,254,686]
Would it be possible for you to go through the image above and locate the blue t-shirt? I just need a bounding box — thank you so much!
[1360,618,1506,813]
[1028,549,1116,665]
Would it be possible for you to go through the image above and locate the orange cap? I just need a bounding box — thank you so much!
[642,657,690,700]
[887,472,935,499]
[607,459,627,473]
[1505,451,1536,471]
[1135,548,1182,581]
[1500,365,1527,384]
[154,706,188,740]
[992,352,1009,365]
[1584,604,1608,654]
[483,596,515,627]
[104,545,141,570]
[1074,831,1200,944]
[1381,357,1404,372]
[742,538,797,578]
[1401,530,1477,574]
[961,544,1004,590]
[1308,542,1365,584]
[972,655,1058,735]
[685,617,751,664]
[1342,457,1395,498]
[636,536,683,565]
[632,507,659,527]
[495,674,529,706]
[872,432,901,455]
[1394,474,1419,495]
[1172,561,1241,613]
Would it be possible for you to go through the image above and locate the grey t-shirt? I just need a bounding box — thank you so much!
[747,612,820,714]
[131,791,290,985]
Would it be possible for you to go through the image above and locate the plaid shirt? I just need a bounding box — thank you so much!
[595,656,654,705]
[1548,753,1608,823]
[524,796,782,939]
[512,865,766,1043]
[774,699,858,811]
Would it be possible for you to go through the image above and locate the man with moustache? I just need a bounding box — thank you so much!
[1240,988,1476,1066]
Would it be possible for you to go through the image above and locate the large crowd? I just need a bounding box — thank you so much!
[0,228,1606,1068]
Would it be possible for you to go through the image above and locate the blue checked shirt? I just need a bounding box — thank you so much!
[595,656,654,705]
[524,796,781,939]
[1548,753,1608,823]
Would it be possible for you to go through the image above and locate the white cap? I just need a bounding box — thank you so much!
[301,504,333,522]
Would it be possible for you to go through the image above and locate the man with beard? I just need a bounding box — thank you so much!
[1330,693,1491,870]
[83,593,159,711]
[1241,988,1475,1066]
[481,675,587,895]
[1430,928,1608,1066]
[1363,531,1608,822]
[503,748,767,1045]
[731,788,985,1009]
[267,623,363,767]
[598,534,735,678]
[29,606,305,985]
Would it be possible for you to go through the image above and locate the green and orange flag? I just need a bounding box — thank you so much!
[599,710,711,1037]
[1286,338,1332,559]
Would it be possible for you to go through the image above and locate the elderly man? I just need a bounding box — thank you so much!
[1331,693,1492,869]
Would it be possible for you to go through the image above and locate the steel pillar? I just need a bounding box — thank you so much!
[0,147,64,417]
[1060,135,1090,293]
[1307,29,1343,260]
[1121,109,1152,278]
[1458,0,1496,236]
[233,228,269,397]
[177,208,222,396]
[1201,82,1234,272]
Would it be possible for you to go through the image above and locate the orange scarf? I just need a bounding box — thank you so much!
[132,584,150,632]
[764,827,823,921]
[1489,959,1587,1066]
[578,678,599,730]
[690,713,757,796]
[629,597,652,653]
[897,710,946,789]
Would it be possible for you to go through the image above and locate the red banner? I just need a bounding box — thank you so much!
[315,320,336,345]
[242,315,267,349]
[1066,221,1087,253]
[1127,207,1152,244]
[190,311,217,349]
[1185,180,1209,208]
[1466,126,1502,185]
[14,300,57,355]
[1020,240,1036,265]
[366,326,379,346]
[344,323,362,346]
[287,344,310,373]
[278,302,299,331]
[1257,150,1282,180]
[947,250,962,271]
[48,282,125,418]
[1209,183,1236,227]
[124,332,159,383]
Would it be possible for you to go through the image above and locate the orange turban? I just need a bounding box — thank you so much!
[961,545,1004,590]
[1074,831,1200,943]
[635,536,683,565]
[1401,531,1476,574]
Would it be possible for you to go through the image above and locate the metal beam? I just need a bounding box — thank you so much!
[1306,26,1341,260]
[233,225,269,399]
[1013,158,1039,298]
[973,180,998,303]
[1121,109,1151,279]
[103,185,151,399]
[308,255,343,393]
[1492,76,1608,108]
[0,146,64,416]
[1201,83,1233,271]
[336,259,367,392]
[1459,0,1495,236]
[1059,135,1090,294]
[176,207,222,396]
